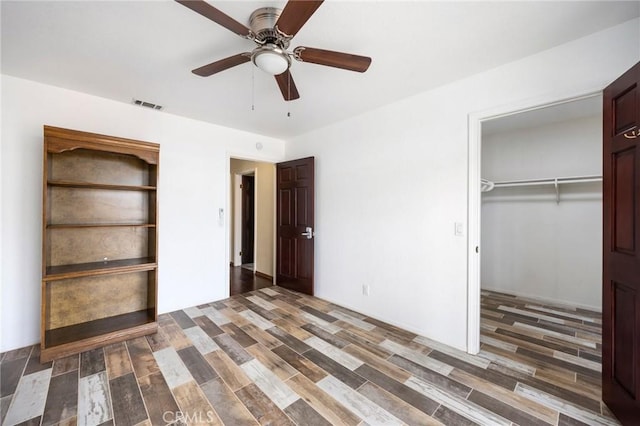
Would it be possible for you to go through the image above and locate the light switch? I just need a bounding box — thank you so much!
[455,222,464,237]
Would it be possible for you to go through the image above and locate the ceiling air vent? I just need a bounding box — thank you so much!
[132,99,163,111]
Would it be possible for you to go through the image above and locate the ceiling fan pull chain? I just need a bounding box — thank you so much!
[287,72,291,117]
[251,65,255,111]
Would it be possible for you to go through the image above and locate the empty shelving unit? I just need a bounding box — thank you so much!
[41,125,159,362]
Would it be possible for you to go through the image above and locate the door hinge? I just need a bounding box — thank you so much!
[239,251,242,256]
[240,184,243,189]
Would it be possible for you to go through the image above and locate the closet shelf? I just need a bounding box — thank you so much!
[481,175,602,204]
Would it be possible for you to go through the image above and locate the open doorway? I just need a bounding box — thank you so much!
[480,95,603,308]
[229,158,276,295]
[467,90,603,353]
[466,93,606,413]
[475,97,608,423]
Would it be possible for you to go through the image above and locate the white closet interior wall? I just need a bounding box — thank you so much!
[481,111,602,311]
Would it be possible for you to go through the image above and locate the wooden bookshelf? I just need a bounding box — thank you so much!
[41,126,159,363]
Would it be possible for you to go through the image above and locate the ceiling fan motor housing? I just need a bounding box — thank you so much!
[249,7,289,47]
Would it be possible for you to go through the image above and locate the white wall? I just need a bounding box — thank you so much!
[0,75,285,352]
[285,19,639,351]
[481,115,602,310]
[230,159,275,277]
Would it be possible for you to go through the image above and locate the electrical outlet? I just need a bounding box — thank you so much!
[362,284,370,296]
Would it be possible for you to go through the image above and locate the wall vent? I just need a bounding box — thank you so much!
[132,99,163,110]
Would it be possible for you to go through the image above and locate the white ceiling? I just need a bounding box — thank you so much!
[2,1,638,139]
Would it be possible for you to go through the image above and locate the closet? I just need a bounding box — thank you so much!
[480,96,603,310]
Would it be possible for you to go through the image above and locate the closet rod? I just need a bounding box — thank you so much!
[484,175,602,204]
[492,175,602,188]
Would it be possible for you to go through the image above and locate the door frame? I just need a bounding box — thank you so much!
[232,173,243,267]
[233,169,257,268]
[466,87,602,354]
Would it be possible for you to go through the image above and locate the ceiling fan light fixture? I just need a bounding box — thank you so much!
[252,44,290,75]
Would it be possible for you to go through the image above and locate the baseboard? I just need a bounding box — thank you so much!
[482,286,602,313]
[255,271,273,282]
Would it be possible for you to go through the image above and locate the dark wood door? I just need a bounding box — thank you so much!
[276,157,314,295]
[241,175,255,265]
[603,61,640,425]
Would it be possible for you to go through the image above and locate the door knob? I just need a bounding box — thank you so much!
[301,226,314,239]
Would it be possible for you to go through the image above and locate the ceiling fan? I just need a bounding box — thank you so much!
[175,0,372,101]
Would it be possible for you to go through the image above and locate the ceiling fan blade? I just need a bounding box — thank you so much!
[175,0,251,37]
[295,47,371,72]
[276,0,323,38]
[275,70,300,101]
[192,53,251,77]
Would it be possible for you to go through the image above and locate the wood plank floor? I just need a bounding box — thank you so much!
[229,266,273,296]
[0,288,619,426]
